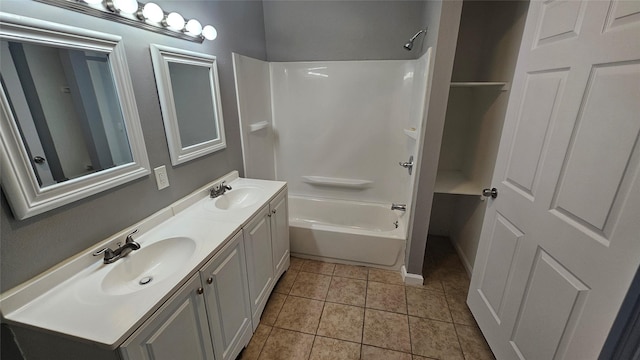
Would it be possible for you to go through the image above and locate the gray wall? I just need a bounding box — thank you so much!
[0,0,267,293]
[263,0,427,61]
[407,0,463,274]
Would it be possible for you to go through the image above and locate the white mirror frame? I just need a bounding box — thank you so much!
[0,13,150,220]
[150,44,226,166]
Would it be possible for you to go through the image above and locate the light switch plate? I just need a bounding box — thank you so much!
[154,166,170,190]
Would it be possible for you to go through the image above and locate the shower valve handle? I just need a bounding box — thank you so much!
[399,156,414,175]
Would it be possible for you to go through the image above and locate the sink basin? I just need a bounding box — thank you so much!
[206,187,262,211]
[101,237,196,295]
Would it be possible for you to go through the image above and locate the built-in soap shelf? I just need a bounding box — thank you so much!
[450,81,508,91]
[249,121,269,132]
[302,176,373,189]
[403,128,418,140]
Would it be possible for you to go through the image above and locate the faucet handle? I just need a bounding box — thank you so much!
[126,229,139,244]
[93,247,114,257]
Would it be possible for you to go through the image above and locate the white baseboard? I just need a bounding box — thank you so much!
[451,239,473,277]
[401,265,424,286]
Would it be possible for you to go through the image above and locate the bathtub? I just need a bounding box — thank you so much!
[289,196,406,269]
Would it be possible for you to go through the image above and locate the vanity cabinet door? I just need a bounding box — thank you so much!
[120,274,214,360]
[244,205,275,330]
[270,189,290,279]
[200,230,252,360]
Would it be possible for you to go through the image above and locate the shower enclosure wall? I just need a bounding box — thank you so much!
[233,51,431,270]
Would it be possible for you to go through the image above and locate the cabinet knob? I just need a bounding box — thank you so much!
[272,209,277,214]
[207,277,213,284]
[197,287,204,295]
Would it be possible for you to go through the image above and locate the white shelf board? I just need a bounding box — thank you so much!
[434,170,482,195]
[450,82,508,90]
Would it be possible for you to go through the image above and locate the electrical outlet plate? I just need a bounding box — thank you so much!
[154,166,170,190]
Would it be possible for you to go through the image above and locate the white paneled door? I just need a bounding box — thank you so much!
[468,1,640,359]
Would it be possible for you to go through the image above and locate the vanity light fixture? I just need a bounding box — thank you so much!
[202,25,217,41]
[34,0,218,43]
[164,12,185,31]
[139,2,163,23]
[107,0,138,14]
[185,19,203,36]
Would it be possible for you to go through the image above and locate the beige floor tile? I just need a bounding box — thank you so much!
[413,356,437,360]
[289,256,305,271]
[274,295,324,334]
[425,261,470,292]
[444,286,475,326]
[260,293,286,326]
[333,263,368,280]
[273,270,298,295]
[368,268,404,285]
[290,271,332,300]
[406,286,452,322]
[409,316,463,360]
[302,259,336,275]
[455,324,495,360]
[309,336,361,360]
[326,276,366,307]
[366,281,407,314]
[362,309,411,353]
[361,345,412,360]
[240,324,272,360]
[317,302,364,343]
[408,277,445,293]
[258,328,314,360]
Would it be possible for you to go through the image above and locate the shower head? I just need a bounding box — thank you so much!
[403,28,427,51]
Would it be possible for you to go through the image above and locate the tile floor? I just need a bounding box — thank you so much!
[238,236,495,360]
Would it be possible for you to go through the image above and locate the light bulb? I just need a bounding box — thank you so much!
[185,19,203,36]
[202,25,217,40]
[112,0,138,14]
[165,12,185,31]
[141,2,163,22]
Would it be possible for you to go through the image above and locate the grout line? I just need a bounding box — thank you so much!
[253,324,273,360]
[405,285,414,356]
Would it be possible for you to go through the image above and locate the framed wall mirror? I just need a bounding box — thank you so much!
[0,13,150,220]
[150,44,226,166]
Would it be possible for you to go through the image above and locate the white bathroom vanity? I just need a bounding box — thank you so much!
[0,172,289,360]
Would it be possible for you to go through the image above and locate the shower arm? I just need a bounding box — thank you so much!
[409,28,427,43]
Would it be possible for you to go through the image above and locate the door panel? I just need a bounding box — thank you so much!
[536,0,586,46]
[478,214,523,323]
[271,190,290,278]
[120,274,214,360]
[510,249,589,360]
[468,1,640,359]
[201,231,252,360]
[244,206,274,329]
[553,62,640,232]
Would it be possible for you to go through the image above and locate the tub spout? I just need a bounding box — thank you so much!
[391,203,406,211]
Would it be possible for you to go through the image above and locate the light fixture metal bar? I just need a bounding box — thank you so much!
[34,0,204,43]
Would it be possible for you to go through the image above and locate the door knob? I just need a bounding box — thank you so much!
[482,188,498,199]
[33,156,46,164]
[399,155,414,175]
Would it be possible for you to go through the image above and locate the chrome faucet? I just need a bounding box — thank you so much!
[391,203,406,211]
[209,181,232,198]
[93,229,141,264]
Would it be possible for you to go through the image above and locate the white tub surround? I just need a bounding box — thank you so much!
[289,196,406,269]
[0,172,286,352]
[233,51,431,276]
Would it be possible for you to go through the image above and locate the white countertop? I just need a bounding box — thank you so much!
[0,173,286,348]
